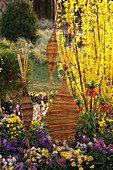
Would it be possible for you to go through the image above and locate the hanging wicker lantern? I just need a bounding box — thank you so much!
[46,23,58,78]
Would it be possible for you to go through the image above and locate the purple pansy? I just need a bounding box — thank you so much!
[40,138,50,146]
[22,139,27,145]
[50,153,57,157]
[11,139,18,146]
[15,162,23,169]
[3,141,12,151]
[18,147,24,153]
[37,130,44,138]
[31,163,38,168]
[46,158,54,165]
[33,142,39,148]
[57,157,66,166]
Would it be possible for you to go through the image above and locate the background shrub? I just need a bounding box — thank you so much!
[0,38,31,100]
[0,1,37,41]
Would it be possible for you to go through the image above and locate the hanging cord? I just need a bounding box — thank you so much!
[26,133,31,163]
[48,74,53,105]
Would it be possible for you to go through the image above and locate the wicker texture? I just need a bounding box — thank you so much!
[21,84,33,137]
[46,73,80,146]
[46,24,58,76]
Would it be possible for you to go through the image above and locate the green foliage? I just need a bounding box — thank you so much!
[77,111,100,140]
[1,0,37,41]
[0,51,22,98]
[0,38,31,99]
[16,29,52,64]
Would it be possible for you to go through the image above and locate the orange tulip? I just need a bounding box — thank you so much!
[99,104,111,112]
[86,87,98,97]
[86,88,92,96]
[79,106,83,112]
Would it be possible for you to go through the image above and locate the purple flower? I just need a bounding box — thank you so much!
[50,153,57,157]
[22,139,27,145]
[37,130,44,138]
[15,162,23,168]
[46,158,54,165]
[40,138,50,146]
[33,142,39,148]
[57,157,66,166]
[31,163,38,168]
[12,139,18,146]
[11,147,16,152]
[18,147,23,153]
[110,112,113,118]
[93,144,98,149]
[98,139,102,144]
[3,141,12,151]
[110,148,113,152]
[102,150,106,154]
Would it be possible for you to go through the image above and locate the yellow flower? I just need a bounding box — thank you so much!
[71,161,76,167]
[7,124,10,128]
[90,165,94,169]
[83,155,88,161]
[77,164,81,168]
[37,148,41,152]
[89,156,93,161]
[27,159,30,162]
[79,167,84,170]
[31,151,36,155]
[74,149,80,155]
[31,157,36,162]
[45,153,49,158]
[57,146,62,151]
[36,153,41,159]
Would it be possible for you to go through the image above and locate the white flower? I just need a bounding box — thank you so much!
[83,135,85,139]
[12,157,16,163]
[93,137,97,142]
[31,147,37,151]
[55,139,61,145]
[3,161,7,165]
[7,158,12,163]
[53,144,57,150]
[0,154,2,159]
[2,165,7,169]
[39,123,44,129]
[9,162,13,166]
[2,158,6,162]
[82,143,87,149]
[46,135,51,141]
[88,142,93,146]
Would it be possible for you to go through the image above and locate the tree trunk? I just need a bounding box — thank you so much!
[0,97,2,112]
[33,0,54,20]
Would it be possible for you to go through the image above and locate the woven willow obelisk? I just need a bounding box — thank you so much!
[46,64,80,146]
[18,43,33,161]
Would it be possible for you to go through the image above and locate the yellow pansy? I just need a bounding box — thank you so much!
[71,161,76,167]
[90,165,94,169]
[57,146,63,151]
